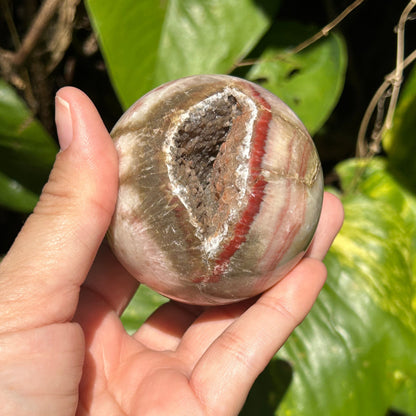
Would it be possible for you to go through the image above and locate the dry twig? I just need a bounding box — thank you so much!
[235,0,366,69]
[45,0,81,73]
[356,0,416,157]
[0,0,80,123]
[291,0,366,55]
[12,0,62,67]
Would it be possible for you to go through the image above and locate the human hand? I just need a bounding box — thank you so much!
[0,87,344,416]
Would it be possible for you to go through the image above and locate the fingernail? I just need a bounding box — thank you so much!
[55,96,73,151]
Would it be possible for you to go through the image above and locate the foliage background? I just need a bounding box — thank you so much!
[1,0,416,415]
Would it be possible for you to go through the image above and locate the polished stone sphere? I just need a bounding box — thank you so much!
[107,75,324,305]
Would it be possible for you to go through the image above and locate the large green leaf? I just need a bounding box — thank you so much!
[0,79,57,213]
[245,21,347,134]
[84,0,167,109]
[153,0,278,85]
[85,0,279,108]
[383,64,416,192]
[278,231,415,415]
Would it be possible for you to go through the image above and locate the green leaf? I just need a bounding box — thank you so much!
[391,375,416,416]
[85,0,168,109]
[241,158,416,415]
[85,0,279,108]
[0,171,39,213]
[245,21,347,134]
[336,157,416,215]
[383,63,416,192]
[154,0,278,85]
[0,79,57,212]
[279,237,415,415]
[121,285,168,334]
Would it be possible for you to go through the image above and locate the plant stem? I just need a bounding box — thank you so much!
[0,0,21,50]
[12,0,61,67]
[384,0,416,131]
[291,0,366,55]
[235,0,366,69]
[356,0,416,157]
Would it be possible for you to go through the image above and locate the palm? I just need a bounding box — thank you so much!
[77,289,212,415]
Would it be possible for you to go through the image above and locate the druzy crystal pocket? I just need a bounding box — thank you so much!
[107,74,324,305]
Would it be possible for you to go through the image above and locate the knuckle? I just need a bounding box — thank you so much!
[217,330,257,373]
[257,295,300,327]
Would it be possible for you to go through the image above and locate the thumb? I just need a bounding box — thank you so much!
[0,87,119,333]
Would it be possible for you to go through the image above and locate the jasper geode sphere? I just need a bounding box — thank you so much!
[107,74,324,305]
